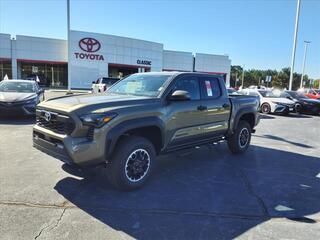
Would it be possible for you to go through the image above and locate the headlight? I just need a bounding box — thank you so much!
[302,101,313,105]
[25,98,37,104]
[79,113,117,128]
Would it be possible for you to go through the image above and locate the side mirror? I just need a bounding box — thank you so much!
[92,81,96,84]
[170,90,191,101]
[38,89,44,94]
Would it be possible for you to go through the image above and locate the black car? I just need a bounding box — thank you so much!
[0,80,45,116]
[282,90,320,115]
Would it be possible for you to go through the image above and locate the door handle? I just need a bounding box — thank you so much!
[197,105,207,111]
[222,103,230,108]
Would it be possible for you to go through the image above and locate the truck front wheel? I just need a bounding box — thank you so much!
[227,121,251,154]
[106,136,156,191]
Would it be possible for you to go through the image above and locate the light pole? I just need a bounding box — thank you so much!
[67,0,71,92]
[289,0,301,90]
[300,41,310,88]
[241,65,245,88]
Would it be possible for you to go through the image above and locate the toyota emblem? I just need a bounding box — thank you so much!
[44,111,51,122]
[79,38,101,52]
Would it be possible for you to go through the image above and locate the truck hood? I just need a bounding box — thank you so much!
[0,92,37,102]
[38,93,155,112]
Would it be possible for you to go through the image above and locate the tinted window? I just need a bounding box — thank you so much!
[200,77,221,99]
[173,77,200,100]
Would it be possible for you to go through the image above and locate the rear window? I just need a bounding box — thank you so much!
[199,77,221,99]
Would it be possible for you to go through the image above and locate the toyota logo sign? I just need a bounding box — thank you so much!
[44,111,51,122]
[79,38,101,53]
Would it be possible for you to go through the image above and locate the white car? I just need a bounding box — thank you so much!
[91,77,119,93]
[238,89,296,114]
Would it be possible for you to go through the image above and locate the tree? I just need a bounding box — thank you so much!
[230,66,313,90]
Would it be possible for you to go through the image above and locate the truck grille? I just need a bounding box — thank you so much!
[36,110,75,135]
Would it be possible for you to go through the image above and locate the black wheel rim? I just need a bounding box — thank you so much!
[239,128,250,148]
[125,149,150,182]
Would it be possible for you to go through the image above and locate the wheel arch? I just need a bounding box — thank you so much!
[105,117,165,159]
[232,108,257,133]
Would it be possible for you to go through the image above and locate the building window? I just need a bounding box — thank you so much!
[0,60,12,80]
[18,61,68,88]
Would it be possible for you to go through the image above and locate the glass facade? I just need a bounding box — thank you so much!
[19,61,67,88]
[0,60,12,80]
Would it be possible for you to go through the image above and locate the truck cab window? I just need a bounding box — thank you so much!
[200,77,221,99]
[173,77,200,100]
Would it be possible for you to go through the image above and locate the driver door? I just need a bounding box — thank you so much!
[165,75,208,148]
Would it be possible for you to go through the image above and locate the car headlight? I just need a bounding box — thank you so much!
[25,98,37,104]
[302,101,313,105]
[79,113,117,128]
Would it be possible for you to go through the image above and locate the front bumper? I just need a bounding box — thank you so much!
[274,104,295,114]
[0,102,36,116]
[33,124,107,167]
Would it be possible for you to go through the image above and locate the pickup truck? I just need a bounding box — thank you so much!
[91,77,119,93]
[33,72,260,190]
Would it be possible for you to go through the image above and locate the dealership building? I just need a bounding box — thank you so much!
[0,30,231,89]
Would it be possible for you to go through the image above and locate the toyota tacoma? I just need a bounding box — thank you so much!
[33,72,260,190]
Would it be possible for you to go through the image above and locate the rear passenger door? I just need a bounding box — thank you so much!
[199,76,231,138]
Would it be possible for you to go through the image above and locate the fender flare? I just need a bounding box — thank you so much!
[105,117,165,158]
[231,107,257,133]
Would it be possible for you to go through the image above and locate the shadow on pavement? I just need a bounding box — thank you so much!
[0,115,36,125]
[255,134,314,149]
[55,144,320,239]
[259,114,275,120]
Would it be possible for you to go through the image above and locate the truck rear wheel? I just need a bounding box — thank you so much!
[106,136,156,191]
[227,121,251,154]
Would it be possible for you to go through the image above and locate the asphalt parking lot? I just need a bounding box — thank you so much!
[0,91,320,240]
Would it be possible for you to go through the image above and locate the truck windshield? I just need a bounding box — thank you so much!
[107,74,172,97]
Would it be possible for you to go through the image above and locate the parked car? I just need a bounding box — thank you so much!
[0,80,44,116]
[301,88,320,100]
[91,77,120,93]
[33,72,260,190]
[25,74,48,87]
[281,90,320,115]
[238,89,295,114]
[227,88,239,95]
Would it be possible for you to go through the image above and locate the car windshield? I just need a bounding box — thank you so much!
[0,81,36,93]
[258,90,277,97]
[287,91,306,99]
[107,74,172,97]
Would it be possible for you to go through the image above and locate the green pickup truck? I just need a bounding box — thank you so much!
[33,72,260,190]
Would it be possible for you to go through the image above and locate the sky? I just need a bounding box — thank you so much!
[0,0,319,79]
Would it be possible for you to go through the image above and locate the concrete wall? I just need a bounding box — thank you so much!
[195,53,231,87]
[163,50,193,72]
[15,35,67,62]
[0,33,11,59]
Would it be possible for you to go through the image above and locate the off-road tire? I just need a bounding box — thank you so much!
[228,121,251,154]
[106,136,156,191]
